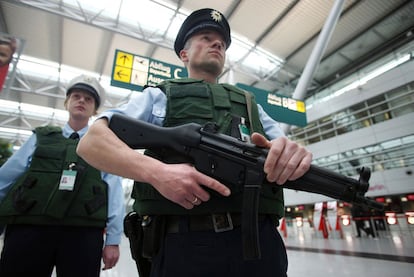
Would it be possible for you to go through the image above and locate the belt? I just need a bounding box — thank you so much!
[165,213,269,233]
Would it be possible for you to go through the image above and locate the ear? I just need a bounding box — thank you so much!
[63,98,69,110]
[179,49,189,62]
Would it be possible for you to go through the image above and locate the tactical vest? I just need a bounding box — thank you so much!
[0,126,108,227]
[133,79,284,217]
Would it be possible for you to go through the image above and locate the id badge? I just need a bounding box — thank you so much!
[238,123,251,143]
[59,170,77,191]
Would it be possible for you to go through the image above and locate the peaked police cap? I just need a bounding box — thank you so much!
[174,8,231,57]
[66,75,105,109]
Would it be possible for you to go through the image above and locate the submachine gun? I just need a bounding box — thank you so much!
[109,114,383,262]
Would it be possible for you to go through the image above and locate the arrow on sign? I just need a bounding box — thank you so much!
[119,55,130,65]
[117,70,128,78]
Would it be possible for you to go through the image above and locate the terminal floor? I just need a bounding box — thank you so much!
[283,231,414,277]
[2,231,413,276]
[101,230,414,277]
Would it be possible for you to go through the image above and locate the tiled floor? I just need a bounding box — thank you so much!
[97,226,414,277]
[2,225,413,276]
[284,235,414,277]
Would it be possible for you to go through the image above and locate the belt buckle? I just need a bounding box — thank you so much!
[212,212,233,232]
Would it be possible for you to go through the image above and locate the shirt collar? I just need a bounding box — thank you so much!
[63,123,89,139]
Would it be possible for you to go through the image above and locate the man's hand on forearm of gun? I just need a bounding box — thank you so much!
[251,132,313,185]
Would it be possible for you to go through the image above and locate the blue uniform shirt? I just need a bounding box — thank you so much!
[0,123,125,246]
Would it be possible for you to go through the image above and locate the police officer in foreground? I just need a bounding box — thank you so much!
[0,75,125,276]
[78,8,312,277]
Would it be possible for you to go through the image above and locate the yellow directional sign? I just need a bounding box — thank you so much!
[116,51,133,68]
[112,51,134,83]
[113,66,131,83]
[111,49,187,92]
[296,101,306,113]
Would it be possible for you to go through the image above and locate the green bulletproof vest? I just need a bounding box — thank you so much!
[0,126,108,227]
[133,78,284,217]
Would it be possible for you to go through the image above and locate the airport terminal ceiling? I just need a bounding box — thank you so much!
[0,0,413,144]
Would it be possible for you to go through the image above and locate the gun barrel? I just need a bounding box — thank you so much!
[281,165,383,210]
[282,164,359,201]
[354,195,384,210]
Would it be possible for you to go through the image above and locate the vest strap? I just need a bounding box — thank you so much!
[244,91,254,133]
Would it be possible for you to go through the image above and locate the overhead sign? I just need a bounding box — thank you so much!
[236,83,307,127]
[111,49,187,91]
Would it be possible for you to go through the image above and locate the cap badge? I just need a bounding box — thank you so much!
[84,77,93,84]
[210,10,222,22]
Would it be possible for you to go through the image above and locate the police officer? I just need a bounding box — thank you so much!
[78,8,312,277]
[0,75,125,276]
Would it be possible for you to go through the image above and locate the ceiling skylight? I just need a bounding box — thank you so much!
[59,0,285,78]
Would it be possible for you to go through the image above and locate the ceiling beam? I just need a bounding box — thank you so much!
[308,26,414,97]
[290,0,414,97]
